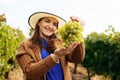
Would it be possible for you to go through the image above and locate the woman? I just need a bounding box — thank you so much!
[16,12,85,80]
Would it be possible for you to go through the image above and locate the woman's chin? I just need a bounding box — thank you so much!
[45,33,53,37]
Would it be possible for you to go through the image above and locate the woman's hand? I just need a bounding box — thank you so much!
[70,16,85,26]
[54,42,80,58]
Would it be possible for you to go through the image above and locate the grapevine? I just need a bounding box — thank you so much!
[57,20,84,47]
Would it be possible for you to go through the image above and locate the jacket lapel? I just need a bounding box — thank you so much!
[34,45,42,61]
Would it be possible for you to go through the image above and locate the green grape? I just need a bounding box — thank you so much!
[57,20,84,47]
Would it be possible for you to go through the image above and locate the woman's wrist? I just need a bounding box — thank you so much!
[50,54,59,63]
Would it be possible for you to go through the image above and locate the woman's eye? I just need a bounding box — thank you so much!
[53,22,58,26]
[45,20,50,23]
[53,23,57,27]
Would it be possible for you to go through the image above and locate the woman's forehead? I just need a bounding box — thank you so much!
[42,17,58,22]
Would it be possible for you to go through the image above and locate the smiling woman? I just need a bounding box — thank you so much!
[38,17,58,38]
[16,11,85,80]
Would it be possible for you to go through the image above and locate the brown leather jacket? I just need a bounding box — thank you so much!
[16,39,85,80]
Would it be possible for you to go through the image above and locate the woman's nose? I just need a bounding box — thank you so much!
[48,23,54,30]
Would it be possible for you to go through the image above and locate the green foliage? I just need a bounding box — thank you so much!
[82,26,120,79]
[57,20,84,47]
[0,22,25,80]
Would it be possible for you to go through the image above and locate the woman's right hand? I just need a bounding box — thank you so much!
[54,42,80,58]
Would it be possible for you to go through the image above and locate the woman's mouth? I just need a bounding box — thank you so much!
[45,27,53,33]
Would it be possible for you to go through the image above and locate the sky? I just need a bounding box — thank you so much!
[0,0,120,37]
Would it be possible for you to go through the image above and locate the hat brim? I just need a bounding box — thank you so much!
[28,12,66,29]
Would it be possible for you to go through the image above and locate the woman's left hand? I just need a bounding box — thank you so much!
[70,16,85,26]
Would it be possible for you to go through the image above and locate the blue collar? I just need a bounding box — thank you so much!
[41,38,47,48]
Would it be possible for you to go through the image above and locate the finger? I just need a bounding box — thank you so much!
[70,42,78,47]
[70,16,78,22]
[55,47,65,53]
[71,43,79,50]
[70,16,85,26]
[68,43,78,51]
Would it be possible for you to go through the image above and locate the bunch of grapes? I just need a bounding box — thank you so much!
[57,20,84,47]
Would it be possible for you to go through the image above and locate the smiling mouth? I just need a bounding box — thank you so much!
[45,28,52,33]
[45,27,54,32]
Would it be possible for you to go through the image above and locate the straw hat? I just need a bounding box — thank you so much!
[28,12,66,29]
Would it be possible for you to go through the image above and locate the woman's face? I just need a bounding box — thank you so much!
[38,17,58,38]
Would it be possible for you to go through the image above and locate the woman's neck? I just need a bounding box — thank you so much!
[40,32,48,40]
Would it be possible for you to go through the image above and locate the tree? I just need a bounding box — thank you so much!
[0,22,25,80]
[82,26,120,80]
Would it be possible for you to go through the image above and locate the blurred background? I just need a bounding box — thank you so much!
[0,0,120,80]
[0,0,120,37]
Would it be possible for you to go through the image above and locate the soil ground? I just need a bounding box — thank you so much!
[7,62,111,80]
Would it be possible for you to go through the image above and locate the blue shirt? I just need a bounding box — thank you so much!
[40,39,64,80]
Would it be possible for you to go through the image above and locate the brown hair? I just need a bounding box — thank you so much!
[30,18,43,49]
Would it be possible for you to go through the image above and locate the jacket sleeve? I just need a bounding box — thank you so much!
[66,42,85,63]
[16,41,57,80]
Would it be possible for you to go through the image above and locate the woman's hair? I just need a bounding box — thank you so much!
[30,18,43,49]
